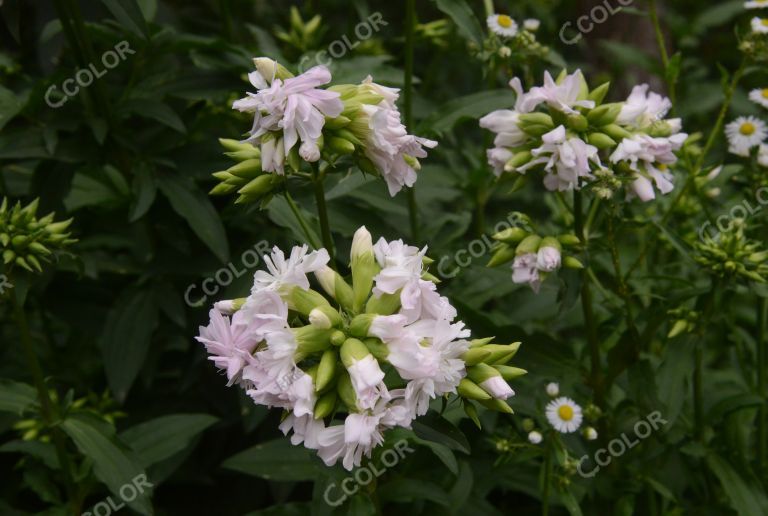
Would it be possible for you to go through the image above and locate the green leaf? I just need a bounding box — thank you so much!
[706,453,768,516]
[0,440,59,469]
[377,478,450,506]
[433,0,484,45]
[100,288,159,403]
[64,168,129,212]
[120,414,218,468]
[420,90,515,136]
[222,438,321,482]
[101,0,150,39]
[0,380,36,415]
[61,414,152,515]
[414,437,459,475]
[707,393,763,424]
[412,413,470,454]
[129,163,157,222]
[119,99,186,133]
[157,172,230,262]
[0,85,25,131]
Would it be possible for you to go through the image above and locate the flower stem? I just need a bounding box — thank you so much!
[13,291,79,513]
[647,0,675,106]
[284,191,321,250]
[541,436,553,516]
[758,297,767,478]
[312,165,335,267]
[606,209,640,355]
[404,0,419,241]
[574,191,603,405]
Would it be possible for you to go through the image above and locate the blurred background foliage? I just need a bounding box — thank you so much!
[0,0,766,514]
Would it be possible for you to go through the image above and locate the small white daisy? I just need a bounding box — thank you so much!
[487,14,518,38]
[545,382,559,397]
[751,16,768,33]
[759,144,768,167]
[746,0,768,9]
[725,116,767,156]
[749,88,768,109]
[523,19,541,32]
[583,427,598,441]
[545,396,583,433]
[528,430,543,444]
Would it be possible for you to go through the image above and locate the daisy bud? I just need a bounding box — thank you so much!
[493,365,527,380]
[469,364,515,400]
[546,382,560,397]
[213,298,246,314]
[523,18,540,32]
[583,427,598,441]
[522,418,535,432]
[528,430,543,444]
[492,227,529,244]
[537,237,562,272]
[351,226,379,313]
[315,349,338,393]
[457,378,492,400]
[309,308,332,329]
[314,390,337,419]
[314,266,354,311]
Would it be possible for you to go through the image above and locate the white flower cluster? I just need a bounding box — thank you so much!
[480,70,688,202]
[230,58,436,196]
[197,227,520,470]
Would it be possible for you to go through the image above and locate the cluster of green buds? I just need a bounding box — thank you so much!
[694,221,768,283]
[0,198,75,274]
[740,29,768,62]
[416,19,452,49]
[488,225,583,292]
[209,139,283,204]
[478,15,548,62]
[275,6,324,56]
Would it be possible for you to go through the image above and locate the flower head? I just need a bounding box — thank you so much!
[749,88,768,109]
[545,396,583,433]
[752,17,768,33]
[487,14,518,38]
[725,116,767,156]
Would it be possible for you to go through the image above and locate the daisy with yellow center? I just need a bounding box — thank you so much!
[487,14,519,38]
[751,17,768,32]
[725,116,767,157]
[545,396,583,433]
[746,0,768,8]
[749,88,768,109]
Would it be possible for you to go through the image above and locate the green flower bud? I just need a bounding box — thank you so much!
[351,226,379,313]
[314,390,337,419]
[314,266,354,312]
[538,236,562,253]
[587,132,618,150]
[457,378,492,400]
[324,115,352,130]
[464,401,482,429]
[587,103,622,126]
[340,338,371,368]
[462,348,492,366]
[516,235,542,256]
[227,159,263,179]
[587,82,610,105]
[487,244,516,267]
[566,113,588,132]
[477,342,521,364]
[504,151,534,172]
[253,57,294,83]
[479,398,514,414]
[293,326,334,356]
[493,365,528,380]
[330,330,347,347]
[337,372,358,411]
[327,136,356,155]
[467,363,502,384]
[601,124,633,141]
[315,349,338,393]
[492,227,529,244]
[667,319,689,338]
[363,338,389,362]
[563,256,585,269]
[238,174,280,196]
[365,292,401,315]
[558,234,581,247]
[469,337,495,348]
[348,314,376,338]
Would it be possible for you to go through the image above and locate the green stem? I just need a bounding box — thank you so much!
[541,436,553,516]
[574,191,603,405]
[13,292,79,513]
[404,0,419,241]
[312,165,335,267]
[693,281,719,441]
[758,297,767,478]
[606,209,640,355]
[647,0,675,106]
[483,0,494,17]
[284,191,321,250]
